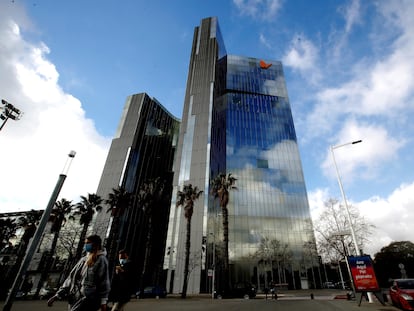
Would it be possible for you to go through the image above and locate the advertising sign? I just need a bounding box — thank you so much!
[347,255,380,292]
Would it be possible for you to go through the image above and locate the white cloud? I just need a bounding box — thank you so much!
[303,1,414,141]
[321,120,405,183]
[340,0,361,34]
[0,6,110,212]
[259,33,272,49]
[294,1,414,261]
[308,188,330,219]
[233,0,283,20]
[358,182,414,256]
[325,0,362,65]
[282,35,321,84]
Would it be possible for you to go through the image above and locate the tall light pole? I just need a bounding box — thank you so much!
[331,140,374,303]
[3,151,76,311]
[330,140,362,256]
[0,99,22,131]
[209,231,216,299]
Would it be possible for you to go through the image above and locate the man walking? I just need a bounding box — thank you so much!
[110,250,133,311]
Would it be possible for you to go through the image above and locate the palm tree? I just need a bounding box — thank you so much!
[34,198,73,298]
[73,193,103,260]
[210,173,237,271]
[0,218,17,251]
[16,209,43,246]
[2,210,42,299]
[105,186,132,267]
[176,183,203,298]
[0,217,18,299]
[136,177,165,298]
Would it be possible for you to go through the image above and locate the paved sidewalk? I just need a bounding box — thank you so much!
[0,290,396,311]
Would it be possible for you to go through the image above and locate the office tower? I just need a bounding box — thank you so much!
[94,93,180,288]
[165,17,318,294]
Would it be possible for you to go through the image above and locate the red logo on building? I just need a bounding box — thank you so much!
[260,60,272,69]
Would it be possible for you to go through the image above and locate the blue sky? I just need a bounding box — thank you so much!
[1,0,413,256]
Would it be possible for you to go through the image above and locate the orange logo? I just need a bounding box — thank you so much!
[260,60,272,69]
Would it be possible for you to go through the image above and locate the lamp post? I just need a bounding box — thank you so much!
[209,231,216,299]
[0,99,22,132]
[2,151,76,311]
[330,141,375,303]
[330,140,362,256]
[210,211,220,299]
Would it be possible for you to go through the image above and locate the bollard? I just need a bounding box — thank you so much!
[310,293,314,300]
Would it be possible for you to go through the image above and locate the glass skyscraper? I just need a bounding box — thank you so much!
[94,93,180,289]
[165,17,318,294]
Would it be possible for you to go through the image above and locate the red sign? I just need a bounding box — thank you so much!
[347,255,380,292]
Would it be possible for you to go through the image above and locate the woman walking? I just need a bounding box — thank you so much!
[48,234,110,311]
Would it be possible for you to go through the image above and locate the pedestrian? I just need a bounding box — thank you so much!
[110,249,133,311]
[21,276,33,297]
[47,234,110,311]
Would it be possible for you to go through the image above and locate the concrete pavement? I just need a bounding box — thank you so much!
[0,290,398,311]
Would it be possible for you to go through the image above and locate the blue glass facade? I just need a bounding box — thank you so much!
[165,17,318,295]
[208,55,317,291]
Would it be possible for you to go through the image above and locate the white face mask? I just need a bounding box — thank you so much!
[119,258,127,265]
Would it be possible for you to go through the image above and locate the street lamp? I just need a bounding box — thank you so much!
[209,231,216,299]
[2,151,76,311]
[330,141,375,303]
[210,211,221,299]
[330,140,362,256]
[0,99,22,131]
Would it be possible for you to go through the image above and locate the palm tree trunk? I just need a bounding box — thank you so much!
[139,216,152,298]
[3,223,36,297]
[3,241,29,299]
[34,226,61,298]
[181,218,191,298]
[75,224,89,260]
[277,262,282,283]
[107,216,120,272]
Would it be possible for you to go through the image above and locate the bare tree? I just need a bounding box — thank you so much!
[302,240,322,289]
[253,237,292,289]
[54,219,82,285]
[314,198,374,263]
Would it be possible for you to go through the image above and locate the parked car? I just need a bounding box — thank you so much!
[390,278,414,310]
[38,287,57,300]
[323,281,335,289]
[214,283,256,299]
[335,281,352,290]
[136,285,167,298]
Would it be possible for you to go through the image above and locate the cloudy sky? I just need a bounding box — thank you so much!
[0,0,413,257]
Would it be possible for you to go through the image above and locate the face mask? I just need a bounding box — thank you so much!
[119,259,127,265]
[84,243,93,253]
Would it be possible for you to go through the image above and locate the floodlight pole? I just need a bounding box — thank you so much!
[0,99,22,132]
[3,151,76,311]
